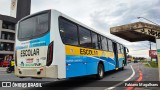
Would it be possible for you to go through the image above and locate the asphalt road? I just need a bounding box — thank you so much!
[0,62,159,90]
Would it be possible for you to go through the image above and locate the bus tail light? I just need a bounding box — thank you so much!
[46,41,53,66]
[15,50,17,66]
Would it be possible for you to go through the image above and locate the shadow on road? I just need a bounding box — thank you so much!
[25,69,128,90]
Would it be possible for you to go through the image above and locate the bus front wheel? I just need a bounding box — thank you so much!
[96,63,104,80]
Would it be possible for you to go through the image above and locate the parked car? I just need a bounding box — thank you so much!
[0,60,10,67]
[134,60,138,63]
[127,60,131,63]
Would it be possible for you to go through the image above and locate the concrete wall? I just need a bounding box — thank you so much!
[16,0,31,21]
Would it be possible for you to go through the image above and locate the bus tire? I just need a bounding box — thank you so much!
[96,63,104,80]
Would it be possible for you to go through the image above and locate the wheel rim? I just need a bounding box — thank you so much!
[99,66,103,77]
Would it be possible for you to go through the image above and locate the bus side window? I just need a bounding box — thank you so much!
[117,44,121,53]
[97,34,102,50]
[108,39,113,52]
[79,26,92,48]
[59,17,79,46]
[121,45,124,54]
[101,36,108,51]
[91,32,99,49]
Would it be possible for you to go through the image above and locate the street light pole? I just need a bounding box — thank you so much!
[137,17,160,26]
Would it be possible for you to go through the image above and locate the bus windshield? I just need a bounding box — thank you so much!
[18,12,50,40]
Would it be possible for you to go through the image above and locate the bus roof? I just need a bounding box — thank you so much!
[18,9,126,47]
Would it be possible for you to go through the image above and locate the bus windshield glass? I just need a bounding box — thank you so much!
[18,12,49,40]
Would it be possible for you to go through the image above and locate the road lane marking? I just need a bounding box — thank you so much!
[105,65,135,90]
[136,70,142,81]
[125,65,143,90]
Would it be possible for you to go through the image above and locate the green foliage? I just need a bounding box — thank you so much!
[144,61,158,68]
[140,59,158,68]
[149,61,158,68]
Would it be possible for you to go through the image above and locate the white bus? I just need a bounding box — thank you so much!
[15,9,128,79]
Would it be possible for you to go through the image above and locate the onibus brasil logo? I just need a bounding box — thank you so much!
[2,82,42,88]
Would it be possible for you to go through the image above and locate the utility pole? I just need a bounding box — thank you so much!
[150,41,152,61]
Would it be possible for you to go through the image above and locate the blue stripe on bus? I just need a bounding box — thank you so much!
[118,58,124,68]
[29,32,50,48]
[16,32,50,50]
[66,55,124,78]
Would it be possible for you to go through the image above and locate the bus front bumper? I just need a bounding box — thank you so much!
[14,65,58,78]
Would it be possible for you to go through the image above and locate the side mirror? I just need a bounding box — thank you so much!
[126,48,129,54]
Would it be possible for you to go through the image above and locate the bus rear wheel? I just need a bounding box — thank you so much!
[96,63,104,80]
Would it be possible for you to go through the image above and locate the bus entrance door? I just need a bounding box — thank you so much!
[124,47,127,66]
[113,42,119,69]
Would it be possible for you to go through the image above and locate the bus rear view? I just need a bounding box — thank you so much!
[15,10,58,78]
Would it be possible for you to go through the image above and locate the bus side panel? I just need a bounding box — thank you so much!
[108,58,116,71]
[66,62,87,77]
[118,54,125,68]
[106,52,116,71]
[66,55,99,78]
[51,11,66,78]
[66,55,87,78]
[99,56,107,71]
[104,60,109,72]
[65,46,101,78]
[65,45,118,78]
[86,56,100,75]
[86,61,98,75]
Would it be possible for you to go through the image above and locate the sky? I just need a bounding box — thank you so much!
[0,0,159,58]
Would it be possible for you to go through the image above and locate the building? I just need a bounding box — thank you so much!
[0,0,31,63]
[0,15,16,61]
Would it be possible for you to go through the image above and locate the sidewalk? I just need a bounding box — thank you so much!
[0,67,6,72]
